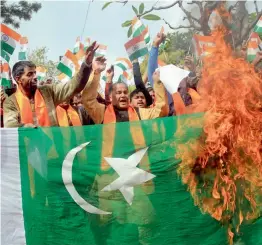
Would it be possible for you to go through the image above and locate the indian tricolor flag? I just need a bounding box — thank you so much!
[95,44,107,57]
[1,24,21,56]
[254,16,262,34]
[36,66,47,81]
[57,50,80,78]
[247,32,262,62]
[18,37,28,61]
[141,26,150,45]
[132,17,150,45]
[2,114,259,245]
[1,62,12,88]
[132,17,145,37]
[192,34,215,57]
[115,57,132,71]
[57,73,70,84]
[73,37,81,54]
[84,37,91,51]
[125,34,148,61]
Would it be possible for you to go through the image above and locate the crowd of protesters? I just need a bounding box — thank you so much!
[1,29,262,128]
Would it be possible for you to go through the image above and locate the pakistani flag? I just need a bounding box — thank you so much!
[2,115,262,245]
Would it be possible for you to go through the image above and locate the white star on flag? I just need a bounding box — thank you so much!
[102,147,155,205]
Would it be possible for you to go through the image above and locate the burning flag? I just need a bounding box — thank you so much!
[192,34,215,57]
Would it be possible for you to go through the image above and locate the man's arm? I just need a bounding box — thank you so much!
[3,97,23,127]
[82,57,107,124]
[82,73,105,124]
[51,41,99,106]
[105,65,114,105]
[139,71,168,120]
[148,47,159,87]
[51,62,92,106]
[132,60,152,106]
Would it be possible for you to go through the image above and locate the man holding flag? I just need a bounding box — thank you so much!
[82,59,168,124]
[3,42,99,128]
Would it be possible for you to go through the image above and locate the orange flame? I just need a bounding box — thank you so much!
[176,28,262,244]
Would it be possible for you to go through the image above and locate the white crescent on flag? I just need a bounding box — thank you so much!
[62,142,111,215]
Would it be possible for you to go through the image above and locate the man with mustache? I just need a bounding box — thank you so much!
[3,42,98,128]
[82,59,168,124]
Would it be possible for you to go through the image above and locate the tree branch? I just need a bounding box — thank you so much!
[115,0,128,6]
[254,0,259,15]
[228,1,239,13]
[236,10,262,46]
[137,0,180,17]
[187,1,204,16]
[163,18,194,30]
[178,1,201,30]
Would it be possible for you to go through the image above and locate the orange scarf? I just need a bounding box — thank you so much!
[172,89,201,115]
[15,87,51,126]
[56,105,82,127]
[103,104,139,124]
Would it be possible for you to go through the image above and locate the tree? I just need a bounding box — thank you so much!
[102,1,261,48]
[28,47,59,79]
[1,0,41,28]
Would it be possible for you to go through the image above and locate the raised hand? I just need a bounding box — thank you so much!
[153,29,166,48]
[92,56,107,74]
[85,41,99,66]
[106,65,114,83]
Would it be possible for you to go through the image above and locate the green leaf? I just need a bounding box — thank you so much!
[102,2,112,10]
[142,14,161,21]
[139,3,144,14]
[122,20,132,27]
[132,5,138,15]
[127,26,133,38]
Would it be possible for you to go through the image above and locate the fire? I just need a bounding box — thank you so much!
[176,28,262,244]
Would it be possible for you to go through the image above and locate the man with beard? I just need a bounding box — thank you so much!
[3,42,98,128]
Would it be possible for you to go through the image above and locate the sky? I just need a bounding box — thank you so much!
[11,0,184,66]
[9,0,262,71]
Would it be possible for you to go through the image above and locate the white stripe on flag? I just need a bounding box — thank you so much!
[1,128,26,245]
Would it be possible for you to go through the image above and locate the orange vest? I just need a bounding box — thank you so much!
[172,88,201,115]
[15,87,51,126]
[103,104,140,124]
[56,105,82,127]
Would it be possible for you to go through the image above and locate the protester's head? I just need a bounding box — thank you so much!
[147,87,155,103]
[46,78,52,84]
[187,71,198,89]
[130,88,146,108]
[12,61,37,92]
[59,101,70,110]
[72,93,82,107]
[109,82,129,109]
